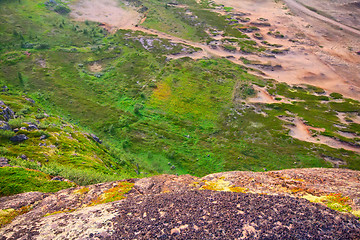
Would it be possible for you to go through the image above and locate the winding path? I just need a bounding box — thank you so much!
[283,0,360,36]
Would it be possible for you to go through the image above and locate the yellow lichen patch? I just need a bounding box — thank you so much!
[302,194,328,203]
[89,182,134,206]
[0,206,31,227]
[43,209,75,217]
[352,210,360,218]
[229,186,248,193]
[302,193,353,214]
[73,187,90,195]
[199,179,248,193]
[153,83,171,101]
[279,176,305,182]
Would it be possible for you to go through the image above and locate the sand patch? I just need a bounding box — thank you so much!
[210,0,360,101]
[337,112,360,125]
[282,117,360,153]
[69,0,141,32]
[247,85,293,104]
[88,62,102,72]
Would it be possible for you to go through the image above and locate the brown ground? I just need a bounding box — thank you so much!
[69,0,141,33]
[212,0,360,100]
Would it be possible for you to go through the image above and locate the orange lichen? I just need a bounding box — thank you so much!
[0,205,32,227]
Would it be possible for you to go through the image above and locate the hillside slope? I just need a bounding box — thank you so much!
[0,92,144,195]
[0,0,359,178]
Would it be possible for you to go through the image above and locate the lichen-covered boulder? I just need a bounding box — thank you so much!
[0,102,15,121]
[9,134,28,142]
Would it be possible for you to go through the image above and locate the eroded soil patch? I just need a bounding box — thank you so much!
[69,0,141,32]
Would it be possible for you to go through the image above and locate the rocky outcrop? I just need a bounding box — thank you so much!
[0,168,359,239]
[0,121,11,130]
[9,134,28,142]
[0,157,10,167]
[0,101,14,122]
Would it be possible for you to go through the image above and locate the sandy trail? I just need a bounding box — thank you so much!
[284,118,360,153]
[284,0,360,36]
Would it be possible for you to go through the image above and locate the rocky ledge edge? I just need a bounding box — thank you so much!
[1,168,360,239]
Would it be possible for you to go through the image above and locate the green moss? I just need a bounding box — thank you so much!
[0,167,75,197]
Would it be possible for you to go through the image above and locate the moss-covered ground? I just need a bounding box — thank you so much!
[0,167,75,196]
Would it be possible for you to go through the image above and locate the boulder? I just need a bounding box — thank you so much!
[0,121,11,130]
[0,101,15,121]
[25,122,38,131]
[39,135,47,140]
[0,157,10,167]
[90,133,102,144]
[10,134,28,142]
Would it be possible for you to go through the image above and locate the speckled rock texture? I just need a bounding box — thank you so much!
[1,168,360,239]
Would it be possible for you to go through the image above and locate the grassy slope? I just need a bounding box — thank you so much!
[0,92,140,188]
[0,0,359,184]
[0,167,75,197]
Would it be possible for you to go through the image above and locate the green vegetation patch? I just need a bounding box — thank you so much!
[0,167,75,197]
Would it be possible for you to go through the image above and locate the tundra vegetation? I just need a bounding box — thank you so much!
[0,0,359,197]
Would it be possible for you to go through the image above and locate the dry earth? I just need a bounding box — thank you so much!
[1,168,360,239]
[69,0,141,32]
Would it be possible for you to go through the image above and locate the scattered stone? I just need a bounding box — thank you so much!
[40,135,47,140]
[0,101,15,121]
[170,228,181,235]
[51,176,64,181]
[0,121,11,130]
[90,133,102,144]
[2,85,9,92]
[0,157,10,167]
[20,154,27,160]
[10,134,28,142]
[25,98,35,104]
[25,122,38,131]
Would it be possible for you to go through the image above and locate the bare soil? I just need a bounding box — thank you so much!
[283,117,360,153]
[69,0,141,33]
[212,0,360,100]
